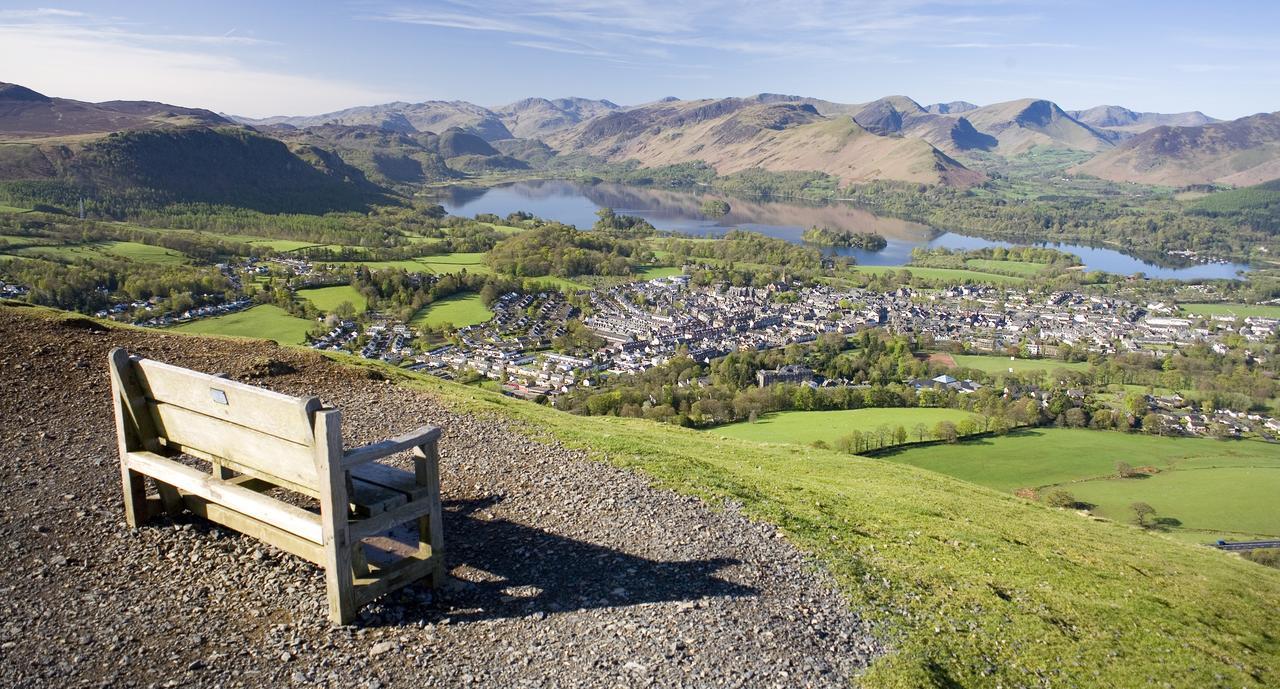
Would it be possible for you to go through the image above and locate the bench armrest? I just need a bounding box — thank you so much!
[342,425,441,469]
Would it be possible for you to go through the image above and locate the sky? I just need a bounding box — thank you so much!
[1,1,1277,119]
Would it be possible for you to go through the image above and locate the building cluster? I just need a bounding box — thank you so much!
[413,291,588,399]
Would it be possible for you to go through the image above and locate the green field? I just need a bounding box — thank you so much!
[963,258,1050,277]
[712,408,976,447]
[409,292,493,328]
[298,284,368,314]
[9,240,188,265]
[0,204,30,213]
[849,264,1025,285]
[1180,302,1280,319]
[172,304,312,344]
[98,241,189,265]
[319,259,435,273]
[418,251,492,275]
[635,265,685,280]
[949,353,1092,375]
[881,428,1280,541]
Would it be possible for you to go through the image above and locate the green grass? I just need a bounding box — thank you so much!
[354,367,1280,689]
[318,259,436,274]
[0,204,30,213]
[1070,466,1280,543]
[171,304,312,344]
[1180,302,1280,319]
[418,252,493,276]
[711,408,974,447]
[97,241,189,265]
[0,234,48,248]
[298,284,368,315]
[949,353,1092,375]
[409,292,493,328]
[250,238,323,251]
[635,265,685,280]
[849,265,1025,285]
[963,258,1049,277]
[8,240,188,265]
[881,428,1280,540]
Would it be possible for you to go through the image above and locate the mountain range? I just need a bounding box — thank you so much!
[2,81,1278,212]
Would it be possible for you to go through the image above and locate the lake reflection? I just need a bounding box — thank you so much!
[432,180,1251,280]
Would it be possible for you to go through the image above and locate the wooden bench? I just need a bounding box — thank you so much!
[108,347,445,624]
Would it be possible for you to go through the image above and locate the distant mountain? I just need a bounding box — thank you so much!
[0,83,386,212]
[961,99,1116,154]
[925,101,979,115]
[546,97,985,187]
[492,97,620,139]
[237,101,515,141]
[849,96,996,154]
[1072,112,1280,187]
[1068,105,1218,134]
[0,82,227,138]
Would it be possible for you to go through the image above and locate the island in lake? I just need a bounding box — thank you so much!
[803,226,889,251]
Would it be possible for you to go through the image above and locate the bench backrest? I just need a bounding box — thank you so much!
[112,352,325,493]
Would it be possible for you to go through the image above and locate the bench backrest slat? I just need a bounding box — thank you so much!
[124,356,324,489]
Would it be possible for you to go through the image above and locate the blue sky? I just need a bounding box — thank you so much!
[1,1,1277,119]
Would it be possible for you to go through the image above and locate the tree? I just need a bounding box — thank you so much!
[955,417,978,438]
[893,425,908,446]
[933,420,958,443]
[748,409,758,424]
[1046,490,1076,508]
[1142,412,1165,436]
[1115,461,1136,479]
[913,422,929,442]
[1131,502,1156,527]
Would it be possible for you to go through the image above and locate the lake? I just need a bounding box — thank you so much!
[433,180,1252,280]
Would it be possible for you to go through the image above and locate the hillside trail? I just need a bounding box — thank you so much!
[0,305,878,688]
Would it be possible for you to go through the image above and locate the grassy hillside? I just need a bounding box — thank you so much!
[0,126,387,214]
[367,364,1280,689]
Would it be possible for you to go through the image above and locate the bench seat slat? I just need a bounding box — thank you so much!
[126,451,323,544]
[350,462,430,501]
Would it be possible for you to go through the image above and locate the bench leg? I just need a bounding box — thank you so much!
[415,440,446,587]
[120,465,148,528]
[156,481,184,517]
[315,409,357,624]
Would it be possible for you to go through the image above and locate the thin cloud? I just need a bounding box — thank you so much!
[941,42,1079,49]
[0,12,395,117]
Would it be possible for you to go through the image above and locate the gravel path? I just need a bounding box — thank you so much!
[0,306,880,688]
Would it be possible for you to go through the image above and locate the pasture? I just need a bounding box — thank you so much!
[172,304,312,344]
[409,292,494,328]
[298,284,368,314]
[949,353,1092,375]
[963,258,1051,277]
[848,264,1026,285]
[1180,302,1280,319]
[711,407,976,447]
[882,428,1280,542]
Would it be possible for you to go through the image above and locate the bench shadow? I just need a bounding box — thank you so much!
[360,496,756,626]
